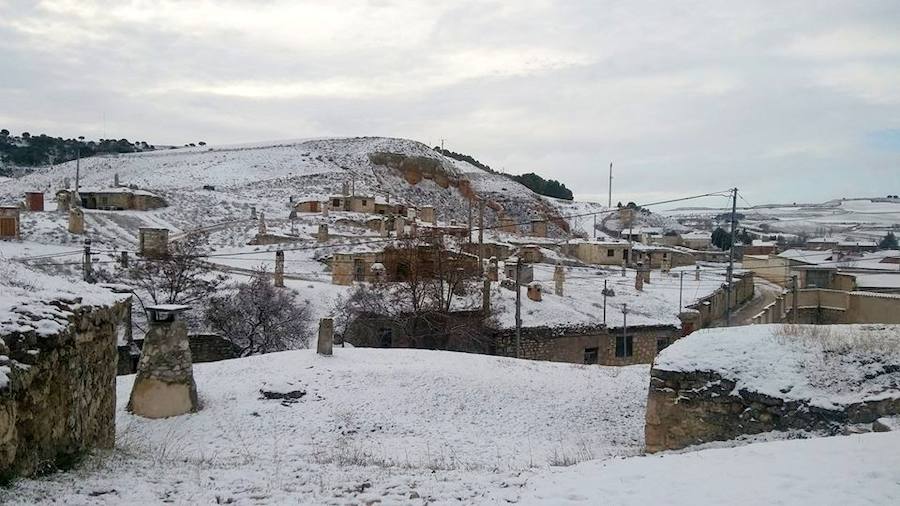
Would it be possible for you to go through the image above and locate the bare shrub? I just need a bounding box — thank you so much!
[206,267,312,355]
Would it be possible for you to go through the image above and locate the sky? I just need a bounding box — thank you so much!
[1,0,899,207]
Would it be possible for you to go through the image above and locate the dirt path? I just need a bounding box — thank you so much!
[710,279,784,327]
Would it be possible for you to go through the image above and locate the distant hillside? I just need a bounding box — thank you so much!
[0,130,163,169]
[434,146,573,201]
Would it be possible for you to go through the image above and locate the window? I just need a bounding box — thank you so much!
[656,337,669,353]
[332,198,341,207]
[361,199,368,206]
[378,327,393,347]
[615,335,633,358]
[353,259,366,282]
[583,347,598,364]
[607,249,615,257]
[662,252,668,259]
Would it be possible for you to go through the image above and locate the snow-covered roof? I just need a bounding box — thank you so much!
[76,186,160,197]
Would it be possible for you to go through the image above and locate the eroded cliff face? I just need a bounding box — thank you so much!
[0,299,127,479]
[645,367,900,452]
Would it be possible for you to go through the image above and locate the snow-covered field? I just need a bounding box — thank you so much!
[665,198,900,242]
[7,346,900,505]
[520,430,900,505]
[7,348,650,504]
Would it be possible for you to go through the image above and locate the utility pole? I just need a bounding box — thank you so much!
[74,137,83,205]
[515,259,522,359]
[622,303,628,350]
[791,274,799,324]
[608,161,613,208]
[593,214,597,239]
[440,138,445,153]
[724,187,738,326]
[478,199,485,265]
[603,279,608,325]
[467,198,473,244]
[679,271,684,311]
[82,238,93,283]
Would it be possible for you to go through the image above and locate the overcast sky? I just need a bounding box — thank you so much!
[2,0,899,207]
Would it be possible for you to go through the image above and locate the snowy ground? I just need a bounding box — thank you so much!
[520,431,900,505]
[7,348,650,504]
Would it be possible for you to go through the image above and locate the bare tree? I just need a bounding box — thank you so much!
[206,268,312,356]
[335,238,498,352]
[120,233,226,309]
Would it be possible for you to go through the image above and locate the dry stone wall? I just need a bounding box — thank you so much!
[645,367,900,453]
[0,299,127,480]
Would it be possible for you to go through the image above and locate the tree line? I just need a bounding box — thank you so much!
[0,130,158,169]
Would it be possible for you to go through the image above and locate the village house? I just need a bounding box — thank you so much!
[679,231,712,250]
[565,240,632,266]
[492,323,682,366]
[632,244,696,269]
[330,243,480,285]
[57,188,167,211]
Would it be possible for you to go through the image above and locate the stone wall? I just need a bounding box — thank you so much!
[767,289,900,325]
[1,299,127,479]
[684,272,754,328]
[117,334,240,375]
[645,367,900,452]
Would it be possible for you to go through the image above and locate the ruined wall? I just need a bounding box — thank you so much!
[0,300,127,479]
[645,367,900,452]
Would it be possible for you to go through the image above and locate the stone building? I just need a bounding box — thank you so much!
[492,323,681,366]
[294,199,321,213]
[139,228,169,258]
[0,206,20,239]
[567,240,631,266]
[58,188,167,211]
[632,245,695,269]
[331,244,480,285]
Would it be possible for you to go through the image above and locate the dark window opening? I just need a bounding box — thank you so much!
[656,337,669,353]
[378,327,393,347]
[615,335,633,358]
[332,198,341,207]
[584,347,598,364]
[353,259,365,282]
[607,249,615,257]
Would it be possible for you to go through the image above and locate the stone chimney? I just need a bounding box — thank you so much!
[258,212,267,235]
[635,262,644,291]
[394,217,405,237]
[487,257,499,282]
[139,228,169,258]
[341,181,350,196]
[527,282,542,302]
[274,250,285,287]
[408,221,417,238]
[127,305,199,418]
[317,317,334,356]
[695,265,700,281]
[317,224,329,242]
[250,206,257,220]
[554,264,565,296]
[407,208,416,220]
[482,278,491,314]
[531,220,547,237]
[371,262,386,283]
[420,206,436,224]
[68,207,84,234]
[114,172,120,186]
[642,263,651,283]
[380,218,389,237]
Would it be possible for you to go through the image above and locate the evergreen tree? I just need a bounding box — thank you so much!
[711,227,733,250]
[879,232,898,250]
